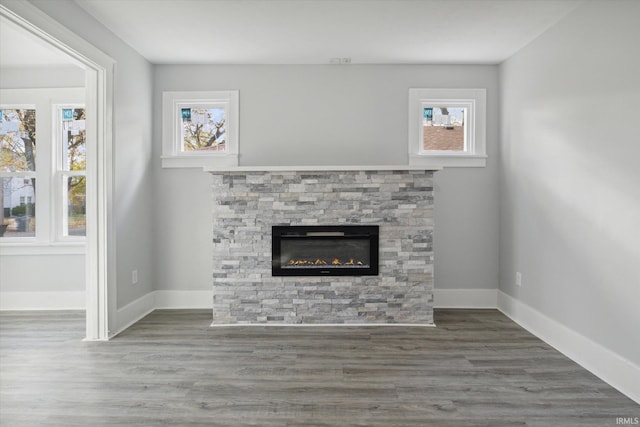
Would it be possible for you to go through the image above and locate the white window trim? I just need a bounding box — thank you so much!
[0,88,86,254]
[0,242,85,256]
[409,88,487,168]
[162,90,239,169]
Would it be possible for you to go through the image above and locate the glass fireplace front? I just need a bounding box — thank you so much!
[272,225,379,276]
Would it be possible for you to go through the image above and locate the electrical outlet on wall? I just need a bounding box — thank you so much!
[515,272,522,287]
[132,269,138,285]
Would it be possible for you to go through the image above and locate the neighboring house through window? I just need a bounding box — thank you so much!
[409,88,487,167]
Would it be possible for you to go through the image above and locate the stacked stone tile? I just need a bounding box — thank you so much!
[211,170,434,324]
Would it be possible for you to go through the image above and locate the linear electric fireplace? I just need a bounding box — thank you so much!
[272,225,379,276]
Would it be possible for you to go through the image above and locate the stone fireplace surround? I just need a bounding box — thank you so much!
[211,167,435,325]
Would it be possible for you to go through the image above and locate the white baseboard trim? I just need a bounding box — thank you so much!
[112,290,212,337]
[497,290,640,405]
[434,288,498,308]
[0,291,85,310]
[154,290,212,309]
[0,289,493,312]
[113,292,155,338]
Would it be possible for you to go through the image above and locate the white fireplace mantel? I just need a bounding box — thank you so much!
[204,164,442,172]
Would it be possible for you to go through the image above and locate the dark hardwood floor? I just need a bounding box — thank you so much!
[1,309,637,426]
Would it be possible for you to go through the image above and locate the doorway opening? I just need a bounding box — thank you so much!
[0,3,114,340]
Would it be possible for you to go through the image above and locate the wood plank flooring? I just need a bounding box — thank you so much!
[1,309,637,426]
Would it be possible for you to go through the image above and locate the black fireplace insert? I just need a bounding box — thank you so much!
[272,225,379,276]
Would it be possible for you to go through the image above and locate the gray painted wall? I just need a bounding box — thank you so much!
[499,1,640,366]
[153,65,500,293]
[0,254,84,292]
[0,66,84,89]
[29,0,155,310]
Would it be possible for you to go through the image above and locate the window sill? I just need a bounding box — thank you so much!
[0,242,86,256]
[161,154,239,170]
[409,154,487,168]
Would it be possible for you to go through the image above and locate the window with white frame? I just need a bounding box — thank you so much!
[58,106,86,237]
[162,91,239,169]
[409,88,487,167]
[0,88,86,245]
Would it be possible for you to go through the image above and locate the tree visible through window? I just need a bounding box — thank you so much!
[181,107,226,152]
[1,88,86,243]
[0,108,37,237]
[162,91,239,168]
[61,108,86,237]
[0,104,87,239]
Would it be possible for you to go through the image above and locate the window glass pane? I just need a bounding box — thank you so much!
[422,107,465,151]
[181,107,226,152]
[0,109,36,172]
[67,176,86,236]
[0,177,35,238]
[62,108,86,171]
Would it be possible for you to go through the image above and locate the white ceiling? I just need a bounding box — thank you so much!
[0,16,80,67]
[75,0,583,65]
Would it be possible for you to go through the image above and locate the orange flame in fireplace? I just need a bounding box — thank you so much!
[286,258,365,266]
